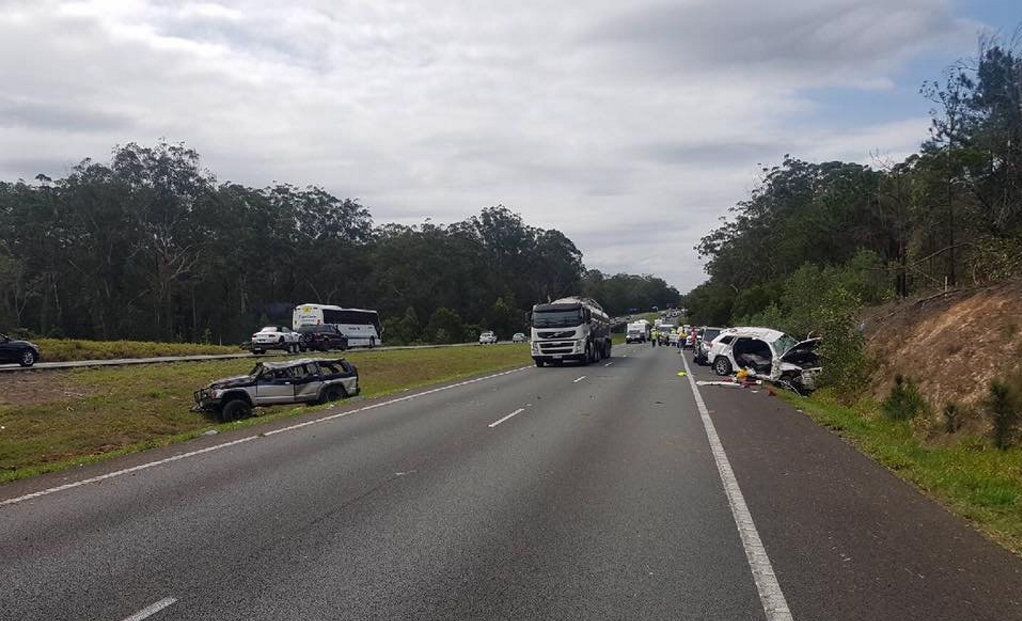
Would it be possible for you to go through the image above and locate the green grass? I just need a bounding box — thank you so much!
[782,390,1022,554]
[34,338,240,362]
[0,344,532,484]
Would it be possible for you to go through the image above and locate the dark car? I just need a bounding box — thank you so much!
[298,324,349,352]
[0,333,41,367]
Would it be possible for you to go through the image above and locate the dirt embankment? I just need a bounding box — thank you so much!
[863,279,1022,409]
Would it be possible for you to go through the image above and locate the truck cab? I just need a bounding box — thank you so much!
[530,297,611,367]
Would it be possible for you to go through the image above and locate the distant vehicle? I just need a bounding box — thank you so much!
[193,358,359,421]
[251,326,301,354]
[668,329,681,346]
[293,304,382,348]
[706,327,821,393]
[479,331,498,345]
[511,332,527,343]
[531,296,611,367]
[297,324,348,352]
[693,326,723,363]
[0,333,40,367]
[625,320,650,343]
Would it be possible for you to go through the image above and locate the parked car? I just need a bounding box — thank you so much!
[693,326,723,364]
[478,331,498,344]
[0,333,41,367]
[298,324,349,352]
[511,332,527,343]
[705,327,821,393]
[193,358,359,421]
[250,326,301,354]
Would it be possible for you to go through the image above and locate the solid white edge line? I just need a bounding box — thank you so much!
[121,596,177,621]
[0,366,532,508]
[488,407,526,428]
[681,356,793,621]
[572,375,587,383]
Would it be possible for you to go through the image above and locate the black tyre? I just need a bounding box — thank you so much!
[369,337,376,349]
[534,359,545,367]
[19,350,36,367]
[252,348,264,355]
[323,384,347,402]
[713,356,733,376]
[219,399,252,422]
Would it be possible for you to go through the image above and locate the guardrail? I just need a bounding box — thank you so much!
[0,341,517,373]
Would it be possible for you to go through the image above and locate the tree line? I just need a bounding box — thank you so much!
[0,143,679,344]
[685,38,1022,331]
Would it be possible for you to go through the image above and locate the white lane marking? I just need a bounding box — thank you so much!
[681,356,793,621]
[1,366,531,508]
[488,407,525,428]
[121,597,177,621]
[603,362,613,367]
[572,376,587,383]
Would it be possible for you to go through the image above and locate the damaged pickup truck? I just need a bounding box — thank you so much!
[706,327,821,394]
[193,358,359,422]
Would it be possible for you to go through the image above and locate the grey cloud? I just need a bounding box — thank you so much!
[583,0,968,79]
[637,140,784,166]
[0,97,133,132]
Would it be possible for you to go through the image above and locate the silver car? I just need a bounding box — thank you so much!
[194,358,359,421]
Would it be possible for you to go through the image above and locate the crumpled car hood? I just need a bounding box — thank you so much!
[208,375,255,389]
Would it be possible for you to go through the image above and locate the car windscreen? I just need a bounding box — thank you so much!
[532,310,582,328]
[771,333,798,355]
[701,329,721,341]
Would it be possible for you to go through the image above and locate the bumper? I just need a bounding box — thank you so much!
[192,389,223,412]
[531,338,586,358]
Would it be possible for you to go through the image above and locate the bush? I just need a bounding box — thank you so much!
[943,402,963,434]
[986,380,1019,450]
[882,375,927,421]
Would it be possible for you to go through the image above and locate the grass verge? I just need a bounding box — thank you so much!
[32,338,240,362]
[781,390,1022,555]
[0,345,532,485]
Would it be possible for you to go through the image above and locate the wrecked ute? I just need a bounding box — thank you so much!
[193,358,359,422]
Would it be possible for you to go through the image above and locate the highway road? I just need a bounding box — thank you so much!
[2,343,1021,619]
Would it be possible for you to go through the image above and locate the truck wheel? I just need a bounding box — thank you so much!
[219,399,252,422]
[19,350,36,367]
[369,337,376,348]
[713,356,733,376]
[534,359,545,367]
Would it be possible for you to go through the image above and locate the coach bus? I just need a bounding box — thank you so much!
[292,304,383,348]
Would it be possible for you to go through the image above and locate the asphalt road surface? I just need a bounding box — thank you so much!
[2,343,1021,619]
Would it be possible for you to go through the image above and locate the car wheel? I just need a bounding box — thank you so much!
[713,356,733,376]
[369,337,376,348]
[19,350,36,367]
[219,399,252,422]
[252,348,264,355]
[324,385,347,402]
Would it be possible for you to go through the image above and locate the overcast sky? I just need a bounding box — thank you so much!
[0,1,1015,292]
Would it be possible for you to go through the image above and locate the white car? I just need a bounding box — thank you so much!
[706,327,821,393]
[511,332,527,343]
[478,331,498,345]
[251,326,301,354]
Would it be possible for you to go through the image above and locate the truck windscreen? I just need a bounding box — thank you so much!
[532,309,583,328]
